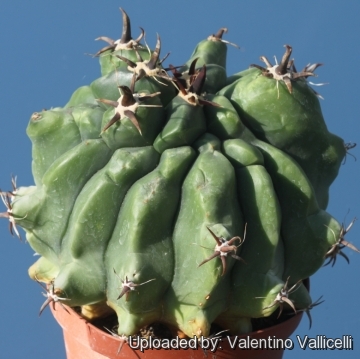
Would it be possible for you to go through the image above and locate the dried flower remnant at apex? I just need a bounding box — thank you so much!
[171,61,221,107]
[207,27,240,49]
[116,34,171,83]
[94,8,144,57]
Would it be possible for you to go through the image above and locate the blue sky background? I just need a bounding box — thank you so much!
[1,1,359,358]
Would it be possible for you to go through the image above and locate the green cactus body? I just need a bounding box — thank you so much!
[13,139,113,263]
[65,86,98,108]
[3,11,355,341]
[204,94,246,140]
[221,139,284,323]
[134,77,176,107]
[201,64,227,94]
[153,96,207,153]
[28,256,59,283]
[92,37,176,109]
[70,104,105,139]
[53,146,160,307]
[180,29,237,94]
[255,140,341,283]
[90,70,134,107]
[220,67,345,209]
[193,132,221,153]
[184,30,229,69]
[271,236,285,279]
[225,67,260,86]
[92,70,176,109]
[289,282,312,311]
[94,7,149,77]
[105,146,196,335]
[26,109,82,186]
[163,146,244,337]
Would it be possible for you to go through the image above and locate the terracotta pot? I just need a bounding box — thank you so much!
[51,304,303,359]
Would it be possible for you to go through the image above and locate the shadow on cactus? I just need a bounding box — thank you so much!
[1,7,359,346]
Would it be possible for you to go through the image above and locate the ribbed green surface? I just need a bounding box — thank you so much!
[7,14,346,338]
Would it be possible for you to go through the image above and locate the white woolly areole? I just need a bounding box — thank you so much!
[215,241,230,257]
[115,96,139,117]
[122,280,136,291]
[114,39,141,50]
[178,91,201,106]
[127,61,162,77]
[267,65,292,82]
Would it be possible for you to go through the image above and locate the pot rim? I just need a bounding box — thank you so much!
[51,304,304,358]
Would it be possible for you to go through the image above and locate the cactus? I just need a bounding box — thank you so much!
[1,8,358,341]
